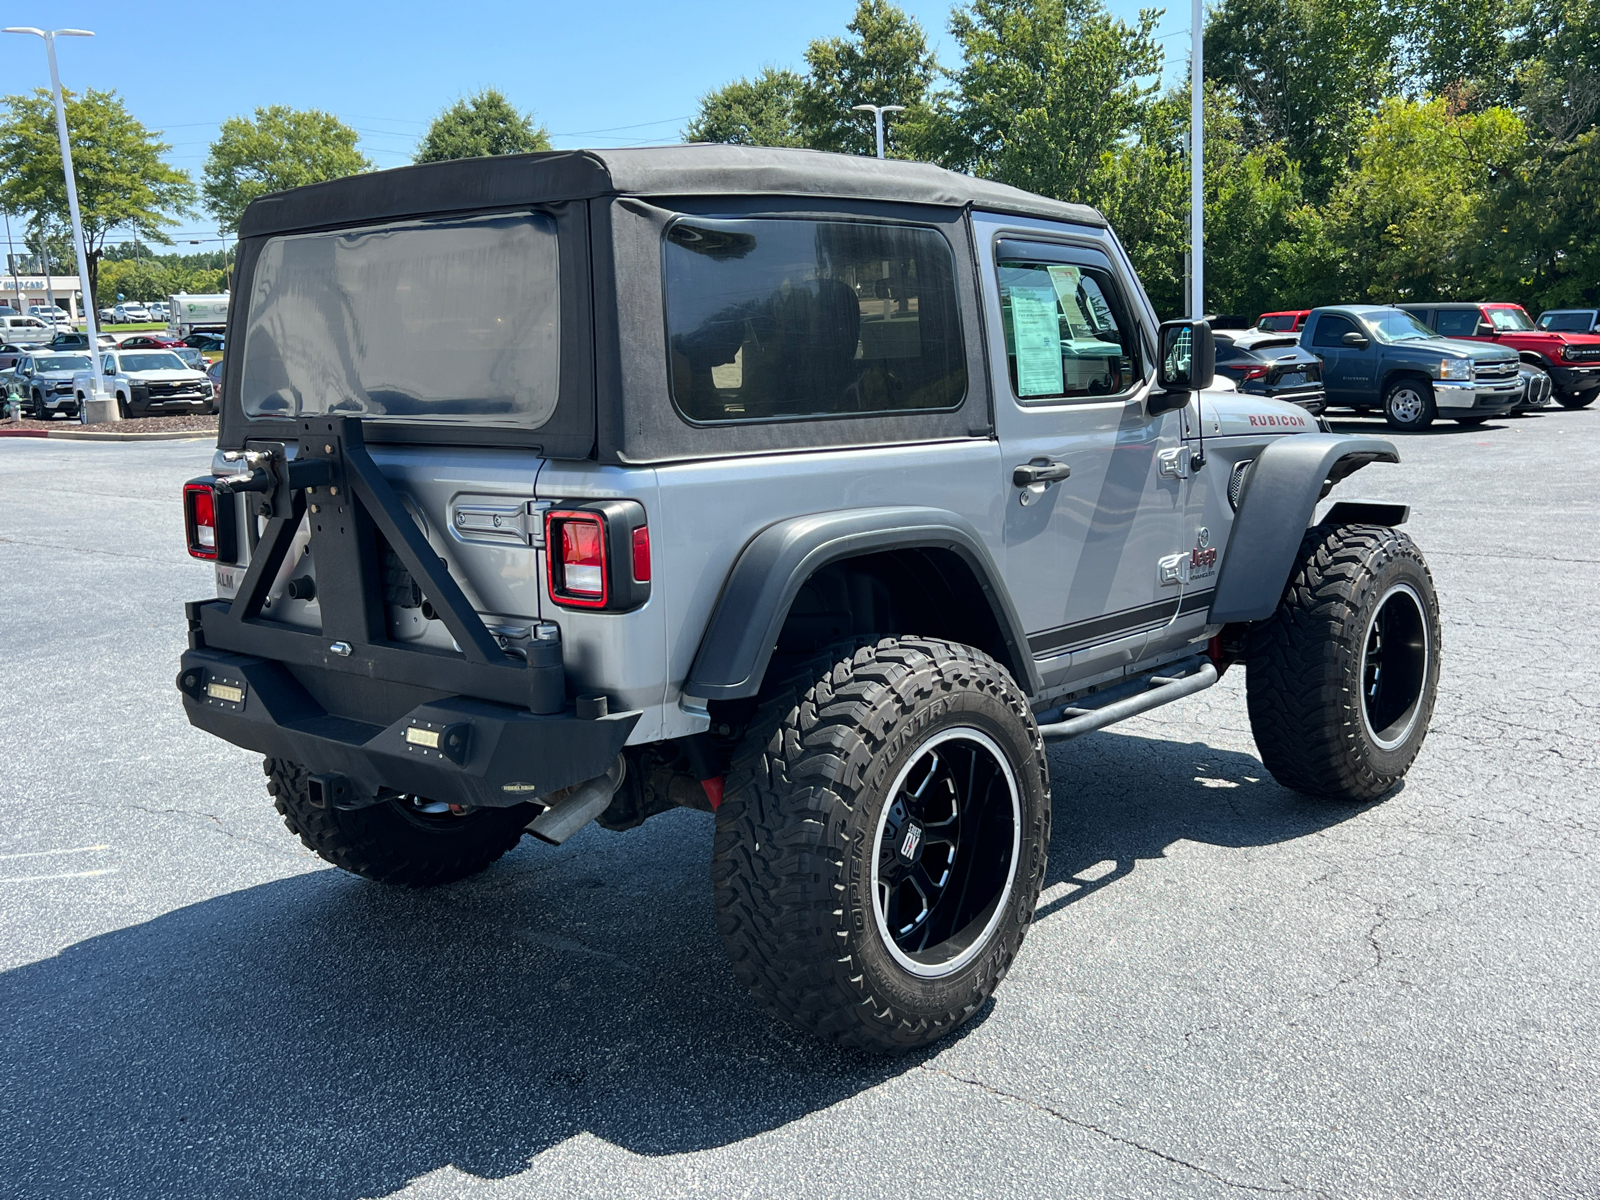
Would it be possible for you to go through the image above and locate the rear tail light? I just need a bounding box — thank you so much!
[545,500,651,612]
[1243,365,1269,381]
[183,478,237,561]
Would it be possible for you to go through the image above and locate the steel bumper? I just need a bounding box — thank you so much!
[1433,379,1520,413]
[177,647,639,810]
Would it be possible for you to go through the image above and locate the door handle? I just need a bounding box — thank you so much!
[1013,458,1072,487]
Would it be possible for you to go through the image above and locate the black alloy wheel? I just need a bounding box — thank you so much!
[874,728,1019,976]
[1359,583,1431,753]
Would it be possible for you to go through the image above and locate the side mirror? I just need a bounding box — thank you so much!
[1155,319,1215,404]
[1341,331,1371,349]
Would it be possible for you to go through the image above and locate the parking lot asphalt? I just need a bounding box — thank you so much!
[1,413,1596,1200]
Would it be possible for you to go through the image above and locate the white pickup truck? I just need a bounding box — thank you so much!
[72,348,212,418]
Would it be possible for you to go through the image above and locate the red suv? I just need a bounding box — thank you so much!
[1400,302,1600,409]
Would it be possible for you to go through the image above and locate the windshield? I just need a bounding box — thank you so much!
[1485,306,1534,331]
[240,212,560,425]
[36,354,89,372]
[1366,310,1437,343]
[120,352,187,372]
[1540,311,1596,332]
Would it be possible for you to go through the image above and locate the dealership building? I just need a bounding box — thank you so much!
[0,275,85,318]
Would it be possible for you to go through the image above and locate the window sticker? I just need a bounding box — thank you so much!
[1010,287,1065,397]
[1045,265,1089,335]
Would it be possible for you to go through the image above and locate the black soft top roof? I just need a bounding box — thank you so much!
[238,144,1106,238]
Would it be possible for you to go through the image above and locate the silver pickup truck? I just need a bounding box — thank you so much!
[177,147,1441,1052]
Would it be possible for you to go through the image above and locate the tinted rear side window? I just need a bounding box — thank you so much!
[240,212,560,427]
[663,217,966,424]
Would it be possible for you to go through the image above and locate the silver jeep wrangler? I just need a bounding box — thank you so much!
[178,147,1441,1052]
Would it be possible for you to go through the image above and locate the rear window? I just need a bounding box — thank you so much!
[239,212,560,426]
[1258,314,1297,331]
[663,217,966,424]
[1435,310,1481,337]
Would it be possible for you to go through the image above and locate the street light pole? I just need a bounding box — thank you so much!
[851,104,906,159]
[3,26,115,421]
[1189,0,1204,320]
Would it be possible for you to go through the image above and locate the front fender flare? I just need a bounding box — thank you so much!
[1210,434,1400,623]
[685,506,1037,701]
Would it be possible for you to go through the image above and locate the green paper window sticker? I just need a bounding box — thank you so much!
[1009,286,1064,398]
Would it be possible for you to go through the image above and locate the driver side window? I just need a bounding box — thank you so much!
[1311,314,1357,347]
[996,255,1139,402]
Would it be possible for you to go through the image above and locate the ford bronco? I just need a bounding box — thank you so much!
[177,147,1442,1052]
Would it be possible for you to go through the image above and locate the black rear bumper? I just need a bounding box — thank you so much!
[179,647,638,809]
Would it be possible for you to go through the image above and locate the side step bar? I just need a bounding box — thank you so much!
[1035,655,1219,743]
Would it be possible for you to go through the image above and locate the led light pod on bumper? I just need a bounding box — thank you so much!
[545,500,651,612]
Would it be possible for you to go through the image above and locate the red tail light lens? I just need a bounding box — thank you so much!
[184,481,219,560]
[544,501,652,612]
[1243,365,1269,380]
[631,525,651,582]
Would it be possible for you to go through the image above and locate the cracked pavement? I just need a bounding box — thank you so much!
[1,413,1596,1200]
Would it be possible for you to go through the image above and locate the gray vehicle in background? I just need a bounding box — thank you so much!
[1303,304,1521,430]
[10,349,92,418]
[176,147,1441,1052]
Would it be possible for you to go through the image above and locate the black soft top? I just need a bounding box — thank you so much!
[238,144,1106,238]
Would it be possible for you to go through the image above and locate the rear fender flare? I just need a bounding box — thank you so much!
[1210,434,1400,623]
[684,506,1038,701]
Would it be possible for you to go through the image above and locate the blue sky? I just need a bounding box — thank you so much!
[1,0,1189,246]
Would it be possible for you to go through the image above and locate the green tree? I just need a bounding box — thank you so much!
[1321,96,1528,302]
[1205,0,1399,199]
[797,1,938,156]
[414,88,552,163]
[925,0,1163,202]
[203,106,371,233]
[0,87,193,308]
[685,67,806,146]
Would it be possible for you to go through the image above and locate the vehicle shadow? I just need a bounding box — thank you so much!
[1036,730,1378,921]
[1,730,1372,1199]
[1323,415,1512,435]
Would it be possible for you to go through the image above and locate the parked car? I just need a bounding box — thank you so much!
[176,145,1441,1053]
[147,302,169,321]
[0,315,55,346]
[202,356,224,411]
[98,307,115,323]
[1536,308,1600,334]
[0,342,28,373]
[1515,362,1554,411]
[173,346,209,373]
[182,332,225,354]
[1399,302,1600,409]
[49,331,118,351]
[10,349,93,419]
[71,348,212,418]
[1255,309,1311,333]
[1304,304,1521,429]
[27,305,66,325]
[1212,334,1326,413]
[111,302,151,323]
[117,333,188,350]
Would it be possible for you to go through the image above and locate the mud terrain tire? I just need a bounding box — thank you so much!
[266,757,533,886]
[711,638,1050,1053]
[1245,524,1441,802]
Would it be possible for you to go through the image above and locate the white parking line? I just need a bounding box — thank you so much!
[0,844,110,861]
[0,868,117,883]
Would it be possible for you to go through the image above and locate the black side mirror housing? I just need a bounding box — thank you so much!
[1151,320,1215,414]
[1342,331,1371,349]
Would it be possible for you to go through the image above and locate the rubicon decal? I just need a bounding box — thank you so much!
[1248,413,1309,428]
